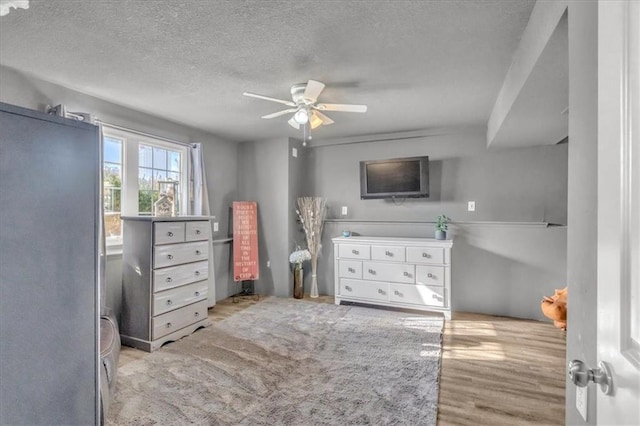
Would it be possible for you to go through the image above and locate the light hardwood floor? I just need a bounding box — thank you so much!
[118,296,566,425]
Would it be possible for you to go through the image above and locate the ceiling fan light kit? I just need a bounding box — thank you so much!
[293,108,309,124]
[243,79,367,132]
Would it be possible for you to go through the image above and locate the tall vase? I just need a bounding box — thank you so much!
[293,265,304,299]
[310,273,319,298]
[310,255,319,298]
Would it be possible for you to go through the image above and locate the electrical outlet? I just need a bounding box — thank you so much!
[468,201,476,212]
[292,147,298,158]
[576,386,588,421]
[341,206,348,215]
[213,222,219,232]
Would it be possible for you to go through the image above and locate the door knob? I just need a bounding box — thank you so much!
[568,360,613,395]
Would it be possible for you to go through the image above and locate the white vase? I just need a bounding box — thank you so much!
[310,273,319,298]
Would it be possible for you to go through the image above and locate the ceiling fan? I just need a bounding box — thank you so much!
[243,80,367,130]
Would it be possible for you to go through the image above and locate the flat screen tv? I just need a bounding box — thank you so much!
[360,156,429,199]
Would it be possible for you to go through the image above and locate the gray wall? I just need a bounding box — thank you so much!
[309,128,567,224]
[566,2,598,424]
[237,137,290,297]
[0,65,240,318]
[288,138,313,295]
[307,127,568,321]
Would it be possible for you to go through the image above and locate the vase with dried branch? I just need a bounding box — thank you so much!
[296,197,327,298]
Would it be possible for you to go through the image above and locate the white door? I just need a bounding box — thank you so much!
[597,1,640,424]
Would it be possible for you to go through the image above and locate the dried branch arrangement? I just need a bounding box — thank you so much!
[296,197,327,297]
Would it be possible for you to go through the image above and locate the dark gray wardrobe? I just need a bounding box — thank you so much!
[0,102,100,424]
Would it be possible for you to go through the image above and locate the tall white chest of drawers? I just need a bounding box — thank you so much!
[120,216,212,351]
[333,236,453,319]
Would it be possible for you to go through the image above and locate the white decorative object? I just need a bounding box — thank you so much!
[296,197,327,298]
[153,194,174,217]
[0,0,29,16]
[333,236,453,319]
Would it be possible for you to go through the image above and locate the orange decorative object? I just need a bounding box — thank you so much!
[541,287,567,330]
[233,201,259,282]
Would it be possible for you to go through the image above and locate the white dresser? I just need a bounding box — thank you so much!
[120,216,212,352]
[333,236,453,319]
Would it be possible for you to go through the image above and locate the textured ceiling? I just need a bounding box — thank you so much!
[0,0,535,142]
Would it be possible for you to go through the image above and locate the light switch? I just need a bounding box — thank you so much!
[213,222,219,232]
[341,206,348,215]
[292,147,298,158]
[468,201,476,212]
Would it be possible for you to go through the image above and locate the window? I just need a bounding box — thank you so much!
[103,136,123,240]
[102,128,188,247]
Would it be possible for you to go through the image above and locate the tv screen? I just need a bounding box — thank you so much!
[360,156,429,199]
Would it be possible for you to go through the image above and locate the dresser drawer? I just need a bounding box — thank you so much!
[416,265,445,287]
[338,244,371,260]
[153,260,209,293]
[154,222,186,245]
[406,247,444,264]
[154,241,209,269]
[340,279,389,301]
[339,260,362,279]
[362,261,415,284]
[152,299,208,340]
[390,283,446,307]
[153,281,208,316]
[185,221,210,242]
[371,245,405,262]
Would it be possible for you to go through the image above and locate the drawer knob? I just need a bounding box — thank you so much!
[166,322,172,328]
[166,277,172,283]
[394,290,401,296]
[166,299,173,306]
[427,273,433,278]
[348,267,355,273]
[194,291,200,297]
[378,289,385,295]
[195,270,201,276]
[196,229,201,234]
[422,252,431,258]
[368,269,376,275]
[385,251,393,257]
[167,231,173,237]
[194,312,200,318]
[167,254,173,260]
[432,294,438,299]
[195,250,201,255]
[403,271,410,277]
[345,285,352,291]
[352,249,359,255]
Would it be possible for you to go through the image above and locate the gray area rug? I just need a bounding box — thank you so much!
[107,297,444,425]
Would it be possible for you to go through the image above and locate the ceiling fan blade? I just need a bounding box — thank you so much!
[288,117,300,130]
[303,80,325,103]
[315,103,367,113]
[243,92,296,107]
[261,108,298,119]
[313,110,334,126]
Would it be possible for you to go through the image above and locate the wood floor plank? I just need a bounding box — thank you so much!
[117,296,566,425]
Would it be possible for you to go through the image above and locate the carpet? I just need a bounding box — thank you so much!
[107,297,444,425]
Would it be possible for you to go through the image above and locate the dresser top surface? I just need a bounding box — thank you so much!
[332,236,453,247]
[122,215,213,222]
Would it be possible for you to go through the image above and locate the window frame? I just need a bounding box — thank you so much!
[102,127,189,249]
